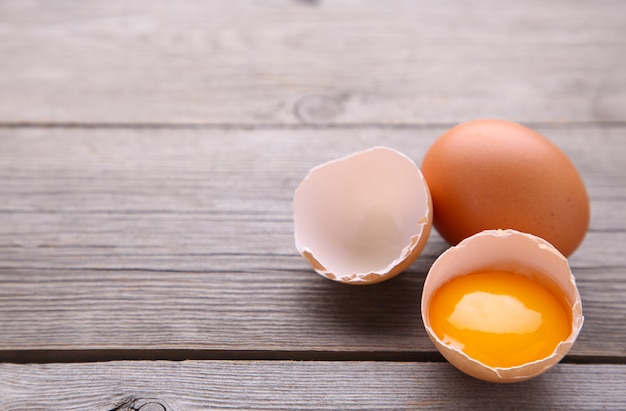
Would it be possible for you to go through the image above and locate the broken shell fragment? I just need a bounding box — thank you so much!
[421,229,584,383]
[293,146,432,284]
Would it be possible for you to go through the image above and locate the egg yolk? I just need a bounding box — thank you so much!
[428,271,571,368]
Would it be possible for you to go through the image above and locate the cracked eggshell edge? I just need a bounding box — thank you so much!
[421,229,584,383]
[293,146,433,285]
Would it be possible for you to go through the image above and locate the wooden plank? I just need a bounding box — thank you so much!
[0,262,623,357]
[0,126,624,356]
[1,361,626,410]
[0,0,625,125]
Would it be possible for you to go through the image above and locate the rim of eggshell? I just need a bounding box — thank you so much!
[421,229,584,383]
[293,146,433,285]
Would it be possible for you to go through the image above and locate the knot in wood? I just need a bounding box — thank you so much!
[294,95,344,124]
[111,397,168,411]
[138,403,166,411]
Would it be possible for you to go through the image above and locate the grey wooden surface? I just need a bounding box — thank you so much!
[3,362,626,410]
[1,0,625,125]
[1,1,625,410]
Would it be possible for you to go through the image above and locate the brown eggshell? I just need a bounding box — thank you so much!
[421,229,584,383]
[294,146,432,284]
[421,119,590,257]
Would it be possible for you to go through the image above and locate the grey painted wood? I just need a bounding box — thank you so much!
[0,1,624,409]
[0,0,624,125]
[0,127,624,357]
[2,361,626,410]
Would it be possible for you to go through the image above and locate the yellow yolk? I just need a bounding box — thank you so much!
[428,271,571,368]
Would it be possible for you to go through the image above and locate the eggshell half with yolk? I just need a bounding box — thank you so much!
[421,229,584,383]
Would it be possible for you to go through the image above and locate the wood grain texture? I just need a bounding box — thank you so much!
[2,360,626,410]
[1,2,624,409]
[0,0,625,125]
[0,126,624,357]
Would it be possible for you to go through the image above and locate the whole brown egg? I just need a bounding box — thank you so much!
[421,119,590,257]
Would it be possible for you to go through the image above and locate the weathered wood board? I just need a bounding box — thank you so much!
[1,1,625,409]
[2,361,626,410]
[0,127,624,359]
[0,0,625,125]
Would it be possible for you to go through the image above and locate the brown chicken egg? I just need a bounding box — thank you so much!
[293,146,432,284]
[421,119,590,257]
[421,229,584,383]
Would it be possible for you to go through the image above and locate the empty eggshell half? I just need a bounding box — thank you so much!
[421,229,584,383]
[293,146,432,284]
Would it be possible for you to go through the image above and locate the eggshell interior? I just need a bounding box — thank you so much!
[294,146,432,284]
[421,229,584,383]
